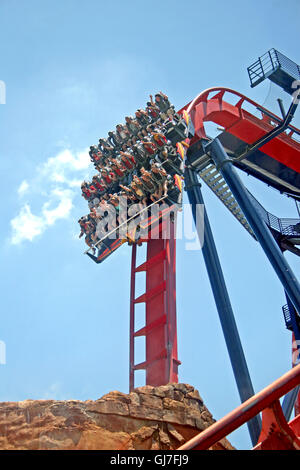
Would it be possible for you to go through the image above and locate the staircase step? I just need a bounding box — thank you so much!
[198,165,255,239]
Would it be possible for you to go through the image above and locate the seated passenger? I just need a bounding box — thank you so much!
[119,151,136,171]
[163,174,182,204]
[98,138,115,157]
[78,216,89,239]
[150,130,169,148]
[146,101,160,123]
[108,194,121,228]
[91,175,107,195]
[131,144,149,169]
[116,124,130,143]
[110,158,127,180]
[131,177,148,206]
[81,182,94,201]
[89,145,99,160]
[150,162,168,186]
[141,139,157,156]
[139,168,159,203]
[136,128,148,140]
[101,168,118,186]
[92,152,106,171]
[108,131,122,150]
[80,217,97,254]
[135,109,150,128]
[158,145,183,174]
[119,183,138,202]
[153,92,174,120]
[125,116,140,135]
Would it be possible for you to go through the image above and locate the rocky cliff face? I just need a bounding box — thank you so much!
[0,383,234,450]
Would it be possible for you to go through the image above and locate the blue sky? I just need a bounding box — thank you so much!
[0,0,299,450]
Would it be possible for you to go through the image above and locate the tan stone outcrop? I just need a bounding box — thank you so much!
[0,384,234,450]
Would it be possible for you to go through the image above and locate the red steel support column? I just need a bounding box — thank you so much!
[293,333,300,416]
[129,218,180,391]
[129,243,137,392]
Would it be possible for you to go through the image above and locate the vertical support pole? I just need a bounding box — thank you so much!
[292,333,300,417]
[145,218,180,386]
[185,166,261,446]
[284,333,300,419]
[129,244,137,392]
[129,217,180,391]
[165,217,180,384]
[209,138,300,318]
[280,295,300,420]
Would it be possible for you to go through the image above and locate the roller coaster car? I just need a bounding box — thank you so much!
[164,115,195,145]
[87,193,182,264]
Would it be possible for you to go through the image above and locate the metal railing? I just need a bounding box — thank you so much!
[248,49,279,87]
[247,190,300,237]
[248,49,300,89]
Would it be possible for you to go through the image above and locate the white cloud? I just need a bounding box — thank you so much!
[10,148,92,245]
[38,149,90,185]
[11,204,45,245]
[17,180,29,196]
[42,189,74,226]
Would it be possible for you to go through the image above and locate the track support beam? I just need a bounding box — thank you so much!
[209,138,300,321]
[185,166,261,446]
[129,219,180,391]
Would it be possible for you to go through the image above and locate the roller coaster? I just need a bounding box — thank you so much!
[81,49,300,449]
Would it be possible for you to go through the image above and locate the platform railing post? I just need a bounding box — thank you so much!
[184,166,261,446]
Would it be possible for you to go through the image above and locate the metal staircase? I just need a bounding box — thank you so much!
[197,162,255,238]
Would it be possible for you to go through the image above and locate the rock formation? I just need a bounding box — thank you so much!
[0,383,234,450]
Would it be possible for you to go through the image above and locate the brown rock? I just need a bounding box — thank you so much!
[129,393,140,406]
[0,384,234,450]
[162,397,186,411]
[86,399,129,416]
[128,404,163,421]
[159,428,171,448]
[201,409,214,422]
[162,408,195,427]
[134,385,154,395]
[186,389,203,403]
[173,384,195,394]
[100,391,132,404]
[167,424,185,444]
[139,394,163,409]
[173,390,185,402]
[152,385,175,399]
[131,426,158,450]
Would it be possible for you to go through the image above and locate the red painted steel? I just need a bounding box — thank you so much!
[129,243,137,392]
[180,87,300,173]
[129,217,180,390]
[292,333,300,416]
[178,363,300,450]
[253,400,300,450]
